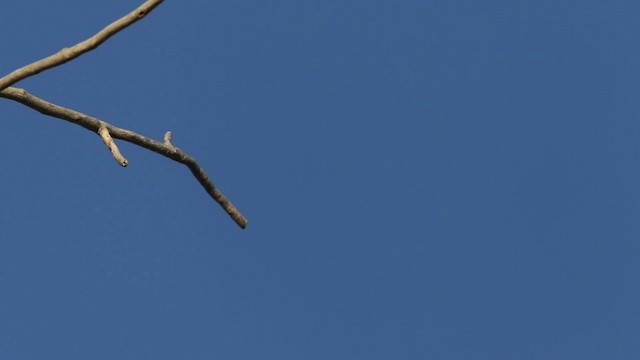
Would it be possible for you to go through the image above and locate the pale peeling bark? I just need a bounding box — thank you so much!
[0,0,248,229]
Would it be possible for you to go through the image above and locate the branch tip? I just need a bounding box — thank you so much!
[164,131,173,146]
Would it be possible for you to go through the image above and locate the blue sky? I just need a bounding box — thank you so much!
[1,0,639,358]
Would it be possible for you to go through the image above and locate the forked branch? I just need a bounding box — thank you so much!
[0,0,248,229]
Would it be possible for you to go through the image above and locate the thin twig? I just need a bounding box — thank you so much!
[0,0,164,92]
[0,86,248,229]
[98,125,128,166]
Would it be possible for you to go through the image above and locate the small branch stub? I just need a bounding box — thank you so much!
[164,131,173,146]
[98,125,128,166]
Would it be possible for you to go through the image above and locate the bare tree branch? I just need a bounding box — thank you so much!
[0,87,248,229]
[0,0,164,92]
[0,0,249,229]
[98,125,128,167]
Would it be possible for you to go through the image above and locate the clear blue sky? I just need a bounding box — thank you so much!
[1,1,639,359]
